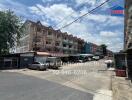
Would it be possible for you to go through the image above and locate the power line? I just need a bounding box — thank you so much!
[58,0,111,30]
[54,0,115,29]
[52,9,76,28]
[39,1,96,29]
[39,0,110,29]
[53,1,95,28]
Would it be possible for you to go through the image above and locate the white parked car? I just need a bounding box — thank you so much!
[92,55,100,61]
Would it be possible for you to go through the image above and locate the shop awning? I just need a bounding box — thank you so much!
[36,52,51,56]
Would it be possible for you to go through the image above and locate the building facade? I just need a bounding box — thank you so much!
[16,20,84,55]
[125,0,132,49]
[124,0,132,78]
[107,50,113,57]
[83,42,100,54]
[83,42,92,54]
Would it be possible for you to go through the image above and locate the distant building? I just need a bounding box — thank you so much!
[107,50,113,57]
[83,42,92,54]
[16,20,85,55]
[83,42,100,54]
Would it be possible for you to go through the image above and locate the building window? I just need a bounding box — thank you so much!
[64,37,67,40]
[55,42,60,46]
[33,37,41,42]
[33,47,40,51]
[46,48,51,51]
[128,43,132,48]
[46,41,51,44]
[48,31,52,35]
[37,27,41,32]
[63,44,66,47]
[43,30,46,34]
[57,35,60,38]
[69,45,72,48]
[54,47,59,52]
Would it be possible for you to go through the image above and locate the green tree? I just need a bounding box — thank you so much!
[100,44,107,56]
[0,10,23,55]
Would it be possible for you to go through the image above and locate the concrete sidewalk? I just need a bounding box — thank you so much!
[112,76,132,100]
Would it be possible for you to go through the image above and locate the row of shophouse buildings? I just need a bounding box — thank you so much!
[15,20,112,56]
[0,20,113,69]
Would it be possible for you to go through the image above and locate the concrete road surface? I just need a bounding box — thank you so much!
[0,60,113,100]
[0,72,93,100]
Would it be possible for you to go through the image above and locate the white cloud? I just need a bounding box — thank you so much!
[72,30,123,52]
[76,0,96,6]
[42,0,53,2]
[28,3,123,52]
[0,0,124,52]
[29,4,77,23]
[0,3,7,11]
[100,31,118,37]
[0,0,31,18]
[99,31,123,52]
[62,22,92,36]
[75,0,109,9]
[106,16,124,26]
[79,7,124,26]
[29,3,123,27]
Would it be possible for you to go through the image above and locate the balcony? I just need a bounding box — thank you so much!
[46,35,54,39]
[63,39,69,42]
[63,46,69,50]
[46,43,53,47]
[55,35,62,40]
[73,42,78,45]
[69,41,73,44]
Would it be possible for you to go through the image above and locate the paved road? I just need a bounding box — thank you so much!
[0,60,113,100]
[0,72,93,100]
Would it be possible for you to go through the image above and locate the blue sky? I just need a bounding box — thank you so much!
[0,0,124,52]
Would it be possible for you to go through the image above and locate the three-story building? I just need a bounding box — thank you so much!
[16,20,84,55]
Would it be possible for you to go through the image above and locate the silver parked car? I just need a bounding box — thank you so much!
[46,57,62,69]
[28,62,48,71]
[28,56,48,71]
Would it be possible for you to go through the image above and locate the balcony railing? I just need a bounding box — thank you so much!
[69,41,73,44]
[46,35,53,38]
[63,39,69,43]
[63,46,69,50]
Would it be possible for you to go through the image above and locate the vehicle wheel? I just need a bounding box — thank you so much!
[37,67,40,71]
[56,67,59,70]
[39,68,43,71]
